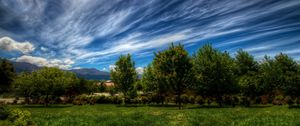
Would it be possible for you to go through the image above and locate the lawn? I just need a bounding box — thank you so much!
[7,104,300,126]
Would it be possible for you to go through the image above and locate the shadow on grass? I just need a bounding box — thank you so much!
[187,105,274,109]
[115,104,146,107]
[20,105,72,108]
[288,105,300,109]
[247,105,272,108]
[187,105,235,109]
[147,104,179,107]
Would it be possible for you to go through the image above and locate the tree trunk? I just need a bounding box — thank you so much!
[45,94,49,106]
[178,92,182,109]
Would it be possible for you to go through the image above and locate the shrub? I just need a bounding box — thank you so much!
[180,94,189,104]
[0,106,9,120]
[260,95,269,104]
[189,96,195,104]
[272,95,285,105]
[8,108,35,126]
[241,97,251,107]
[195,96,205,105]
[0,106,35,126]
[285,96,294,105]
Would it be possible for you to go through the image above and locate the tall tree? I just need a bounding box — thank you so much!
[111,54,137,103]
[0,59,16,93]
[142,64,169,104]
[153,44,193,109]
[235,49,259,106]
[257,53,297,97]
[193,44,237,107]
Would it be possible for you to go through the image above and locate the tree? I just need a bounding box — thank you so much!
[13,67,78,106]
[111,54,137,103]
[257,53,297,98]
[235,49,259,106]
[142,64,170,104]
[235,49,258,76]
[13,72,35,104]
[0,59,16,93]
[152,44,193,109]
[193,44,237,107]
[274,53,298,91]
[284,64,300,98]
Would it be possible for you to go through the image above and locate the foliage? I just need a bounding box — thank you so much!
[193,44,238,107]
[0,59,16,93]
[0,106,35,126]
[13,67,78,106]
[111,54,138,102]
[152,44,193,109]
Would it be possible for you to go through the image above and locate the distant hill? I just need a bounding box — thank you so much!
[70,68,110,80]
[12,62,110,80]
[12,62,39,73]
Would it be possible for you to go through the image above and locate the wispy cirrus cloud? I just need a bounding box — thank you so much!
[0,0,300,70]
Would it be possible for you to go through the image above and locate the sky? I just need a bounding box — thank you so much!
[0,0,300,72]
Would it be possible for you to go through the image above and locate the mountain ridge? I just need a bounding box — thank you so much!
[12,62,110,80]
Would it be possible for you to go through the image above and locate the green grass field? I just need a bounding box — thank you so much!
[7,104,300,126]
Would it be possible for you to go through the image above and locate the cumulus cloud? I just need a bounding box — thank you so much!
[16,55,75,70]
[0,37,34,53]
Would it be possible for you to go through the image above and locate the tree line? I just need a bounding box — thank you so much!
[1,44,300,108]
[112,44,300,109]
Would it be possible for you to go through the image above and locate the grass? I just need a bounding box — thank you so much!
[5,104,300,126]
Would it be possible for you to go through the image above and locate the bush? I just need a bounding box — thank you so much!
[189,96,195,104]
[180,94,189,104]
[285,96,294,105]
[195,96,205,105]
[0,106,35,126]
[241,97,251,107]
[272,95,285,105]
[8,109,35,126]
[0,106,9,120]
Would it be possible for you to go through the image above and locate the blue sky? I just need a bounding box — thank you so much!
[0,0,300,72]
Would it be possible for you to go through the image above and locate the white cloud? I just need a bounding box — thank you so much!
[0,36,35,54]
[73,67,81,69]
[136,67,144,74]
[109,65,116,71]
[40,46,48,51]
[102,67,107,71]
[78,30,189,60]
[15,55,75,70]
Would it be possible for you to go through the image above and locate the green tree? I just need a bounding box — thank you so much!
[13,72,35,104]
[111,54,137,103]
[235,49,259,106]
[0,59,16,93]
[13,67,78,106]
[193,44,237,107]
[274,53,298,91]
[284,64,300,98]
[153,44,193,109]
[142,64,169,104]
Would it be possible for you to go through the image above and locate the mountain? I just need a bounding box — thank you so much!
[12,62,110,80]
[70,68,110,80]
[12,62,39,73]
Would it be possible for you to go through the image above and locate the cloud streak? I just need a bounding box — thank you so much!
[0,0,300,70]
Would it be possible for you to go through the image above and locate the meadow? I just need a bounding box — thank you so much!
[6,104,300,126]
